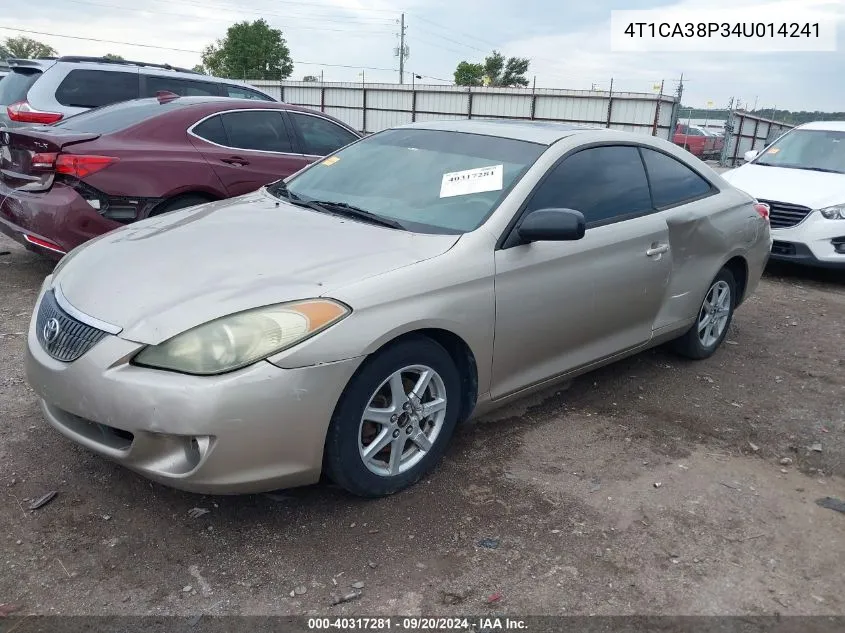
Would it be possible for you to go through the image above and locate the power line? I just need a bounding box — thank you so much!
[145,0,397,20]
[52,0,397,26]
[408,13,569,69]
[413,24,489,54]
[407,13,501,50]
[0,26,435,77]
[412,35,472,57]
[0,27,204,54]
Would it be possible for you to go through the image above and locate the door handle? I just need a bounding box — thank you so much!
[646,243,670,257]
[221,156,249,166]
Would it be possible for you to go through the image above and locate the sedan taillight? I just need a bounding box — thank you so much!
[7,101,64,124]
[56,154,119,179]
[754,202,770,222]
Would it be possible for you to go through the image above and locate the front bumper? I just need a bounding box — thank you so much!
[25,279,364,494]
[0,180,120,259]
[769,213,845,270]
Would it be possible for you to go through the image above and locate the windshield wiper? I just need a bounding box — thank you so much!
[791,166,844,174]
[304,200,406,230]
[267,185,405,230]
[267,180,300,200]
[752,162,843,174]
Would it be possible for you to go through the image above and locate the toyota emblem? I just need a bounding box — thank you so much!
[43,318,61,344]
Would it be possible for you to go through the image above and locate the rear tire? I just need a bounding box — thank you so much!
[670,267,737,360]
[150,194,212,217]
[324,336,462,498]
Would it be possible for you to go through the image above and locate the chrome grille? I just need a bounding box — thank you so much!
[35,290,107,362]
[758,199,812,229]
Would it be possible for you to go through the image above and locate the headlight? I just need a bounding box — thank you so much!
[133,299,349,375]
[819,205,845,220]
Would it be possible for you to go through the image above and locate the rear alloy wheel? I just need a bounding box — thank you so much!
[324,337,461,497]
[670,267,737,360]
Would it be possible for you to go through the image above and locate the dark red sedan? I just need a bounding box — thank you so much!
[0,94,361,258]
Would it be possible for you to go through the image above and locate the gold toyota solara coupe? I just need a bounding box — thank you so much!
[25,120,772,497]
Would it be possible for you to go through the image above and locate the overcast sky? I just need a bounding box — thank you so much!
[3,0,844,110]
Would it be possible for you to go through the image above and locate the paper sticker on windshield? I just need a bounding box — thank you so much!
[322,156,340,165]
[440,165,503,198]
[766,148,780,154]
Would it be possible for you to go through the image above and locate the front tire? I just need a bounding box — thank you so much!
[670,267,737,360]
[324,336,462,497]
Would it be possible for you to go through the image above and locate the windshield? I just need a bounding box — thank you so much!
[281,128,546,234]
[754,128,845,174]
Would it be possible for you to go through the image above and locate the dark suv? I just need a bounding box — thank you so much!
[0,56,274,129]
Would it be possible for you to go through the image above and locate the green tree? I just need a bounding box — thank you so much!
[303,75,319,82]
[191,64,206,74]
[453,61,484,86]
[103,53,124,61]
[454,50,530,87]
[3,36,57,59]
[201,19,293,80]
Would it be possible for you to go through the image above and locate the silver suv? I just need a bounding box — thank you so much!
[0,56,275,129]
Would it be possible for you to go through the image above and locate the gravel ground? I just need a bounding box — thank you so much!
[0,233,843,617]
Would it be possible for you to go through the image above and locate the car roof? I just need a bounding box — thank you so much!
[138,95,348,119]
[796,121,845,132]
[4,57,272,96]
[397,119,614,145]
[82,96,358,134]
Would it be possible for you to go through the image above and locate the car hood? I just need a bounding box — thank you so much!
[722,164,845,208]
[54,190,460,344]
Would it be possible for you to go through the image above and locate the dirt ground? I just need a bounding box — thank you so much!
[1,232,843,617]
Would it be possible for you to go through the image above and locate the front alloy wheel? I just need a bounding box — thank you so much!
[324,336,462,497]
[358,365,448,477]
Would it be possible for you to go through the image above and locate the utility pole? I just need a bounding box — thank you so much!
[396,13,408,84]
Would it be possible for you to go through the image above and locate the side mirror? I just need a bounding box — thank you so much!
[517,208,586,244]
[744,149,759,162]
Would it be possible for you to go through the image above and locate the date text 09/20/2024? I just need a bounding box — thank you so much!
[307,617,528,630]
[623,22,820,38]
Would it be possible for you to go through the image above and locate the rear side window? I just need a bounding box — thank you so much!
[220,110,294,153]
[192,115,227,145]
[288,112,358,156]
[145,76,221,97]
[53,100,177,133]
[525,146,652,226]
[55,70,139,108]
[640,148,713,208]
[0,70,42,105]
[224,85,273,101]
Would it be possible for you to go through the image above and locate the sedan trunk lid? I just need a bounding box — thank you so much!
[0,127,100,191]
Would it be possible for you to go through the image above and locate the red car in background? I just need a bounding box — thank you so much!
[673,123,723,159]
[0,95,361,258]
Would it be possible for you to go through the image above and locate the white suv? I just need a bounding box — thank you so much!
[0,56,275,129]
[722,121,845,270]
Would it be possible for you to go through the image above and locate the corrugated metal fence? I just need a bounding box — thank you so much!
[249,80,679,140]
[720,111,794,166]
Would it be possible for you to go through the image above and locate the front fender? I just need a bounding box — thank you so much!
[265,239,497,396]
